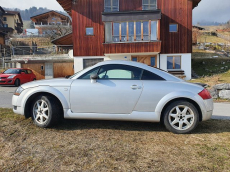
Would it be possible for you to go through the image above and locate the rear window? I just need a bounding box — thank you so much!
[141,70,165,80]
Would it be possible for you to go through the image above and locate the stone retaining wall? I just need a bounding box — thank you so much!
[209,83,230,99]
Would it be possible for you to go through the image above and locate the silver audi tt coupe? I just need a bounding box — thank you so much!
[12,60,213,134]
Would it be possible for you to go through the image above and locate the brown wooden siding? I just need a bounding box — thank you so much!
[159,0,193,54]
[71,0,193,56]
[53,62,74,78]
[0,35,5,45]
[104,42,161,54]
[72,0,104,56]
[22,63,45,80]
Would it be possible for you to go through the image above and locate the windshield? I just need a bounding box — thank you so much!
[68,67,90,79]
[3,69,21,74]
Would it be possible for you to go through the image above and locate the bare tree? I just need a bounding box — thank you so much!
[42,25,72,40]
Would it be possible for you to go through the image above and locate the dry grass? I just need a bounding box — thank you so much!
[199,35,227,44]
[190,70,230,88]
[0,108,230,172]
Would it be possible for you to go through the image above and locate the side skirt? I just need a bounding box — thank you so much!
[64,109,160,122]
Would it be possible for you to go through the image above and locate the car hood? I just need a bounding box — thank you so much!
[0,74,18,78]
[21,78,74,89]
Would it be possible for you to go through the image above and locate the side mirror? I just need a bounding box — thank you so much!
[90,74,98,83]
[21,72,25,75]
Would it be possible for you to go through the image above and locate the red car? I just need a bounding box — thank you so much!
[0,68,36,86]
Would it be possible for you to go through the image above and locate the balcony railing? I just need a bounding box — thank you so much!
[34,22,70,26]
[11,45,73,56]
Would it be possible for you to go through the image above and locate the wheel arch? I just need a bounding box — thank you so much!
[22,87,69,118]
[159,97,203,123]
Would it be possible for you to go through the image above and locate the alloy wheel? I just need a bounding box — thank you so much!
[168,105,195,131]
[33,99,49,125]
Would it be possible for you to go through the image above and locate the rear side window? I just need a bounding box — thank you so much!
[27,70,32,74]
[141,70,165,80]
[98,64,142,80]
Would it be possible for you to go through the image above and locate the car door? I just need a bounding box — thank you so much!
[27,70,34,81]
[70,64,143,114]
[20,69,28,84]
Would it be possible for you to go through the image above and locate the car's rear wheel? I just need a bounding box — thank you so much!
[163,100,199,134]
[31,95,61,128]
[33,78,36,81]
[14,79,20,87]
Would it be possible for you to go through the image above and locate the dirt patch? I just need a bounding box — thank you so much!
[0,108,230,172]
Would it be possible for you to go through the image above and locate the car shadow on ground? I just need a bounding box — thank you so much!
[55,119,230,134]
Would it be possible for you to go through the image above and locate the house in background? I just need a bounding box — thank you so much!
[0,6,6,45]
[192,25,205,45]
[30,11,72,36]
[57,0,202,80]
[2,10,23,34]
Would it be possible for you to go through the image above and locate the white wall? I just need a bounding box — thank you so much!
[160,53,191,80]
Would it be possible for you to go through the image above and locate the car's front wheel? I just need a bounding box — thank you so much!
[163,100,199,134]
[31,95,61,128]
[14,79,20,87]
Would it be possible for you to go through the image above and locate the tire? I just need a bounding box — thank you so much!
[33,78,36,81]
[31,95,62,128]
[14,79,20,87]
[163,100,199,134]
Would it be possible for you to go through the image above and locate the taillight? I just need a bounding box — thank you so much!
[198,89,212,100]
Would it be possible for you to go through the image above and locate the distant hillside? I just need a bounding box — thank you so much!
[3,7,69,21]
[196,21,227,26]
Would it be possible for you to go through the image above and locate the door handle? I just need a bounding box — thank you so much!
[131,85,142,90]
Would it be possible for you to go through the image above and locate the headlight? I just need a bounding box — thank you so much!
[8,75,16,79]
[14,86,24,96]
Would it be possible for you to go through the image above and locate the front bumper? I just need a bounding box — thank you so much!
[12,95,24,115]
[0,78,15,85]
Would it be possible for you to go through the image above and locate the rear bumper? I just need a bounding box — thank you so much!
[202,99,214,121]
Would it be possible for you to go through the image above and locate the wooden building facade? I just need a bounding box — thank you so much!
[31,11,72,35]
[57,0,202,80]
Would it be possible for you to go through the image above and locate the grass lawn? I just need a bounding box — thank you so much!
[199,35,227,44]
[0,108,230,171]
[190,69,230,88]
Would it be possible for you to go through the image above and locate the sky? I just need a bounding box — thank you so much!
[193,0,230,24]
[0,0,229,24]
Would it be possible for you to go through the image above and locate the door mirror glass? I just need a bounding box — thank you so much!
[21,72,26,75]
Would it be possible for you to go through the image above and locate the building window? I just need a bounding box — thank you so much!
[83,58,104,69]
[169,24,178,32]
[86,27,94,36]
[132,57,137,62]
[105,20,158,43]
[142,0,157,10]
[3,24,8,28]
[104,0,119,12]
[167,56,181,69]
[150,57,156,67]
[3,17,7,21]
[41,65,44,71]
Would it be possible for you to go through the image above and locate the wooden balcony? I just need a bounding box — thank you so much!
[104,41,161,54]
